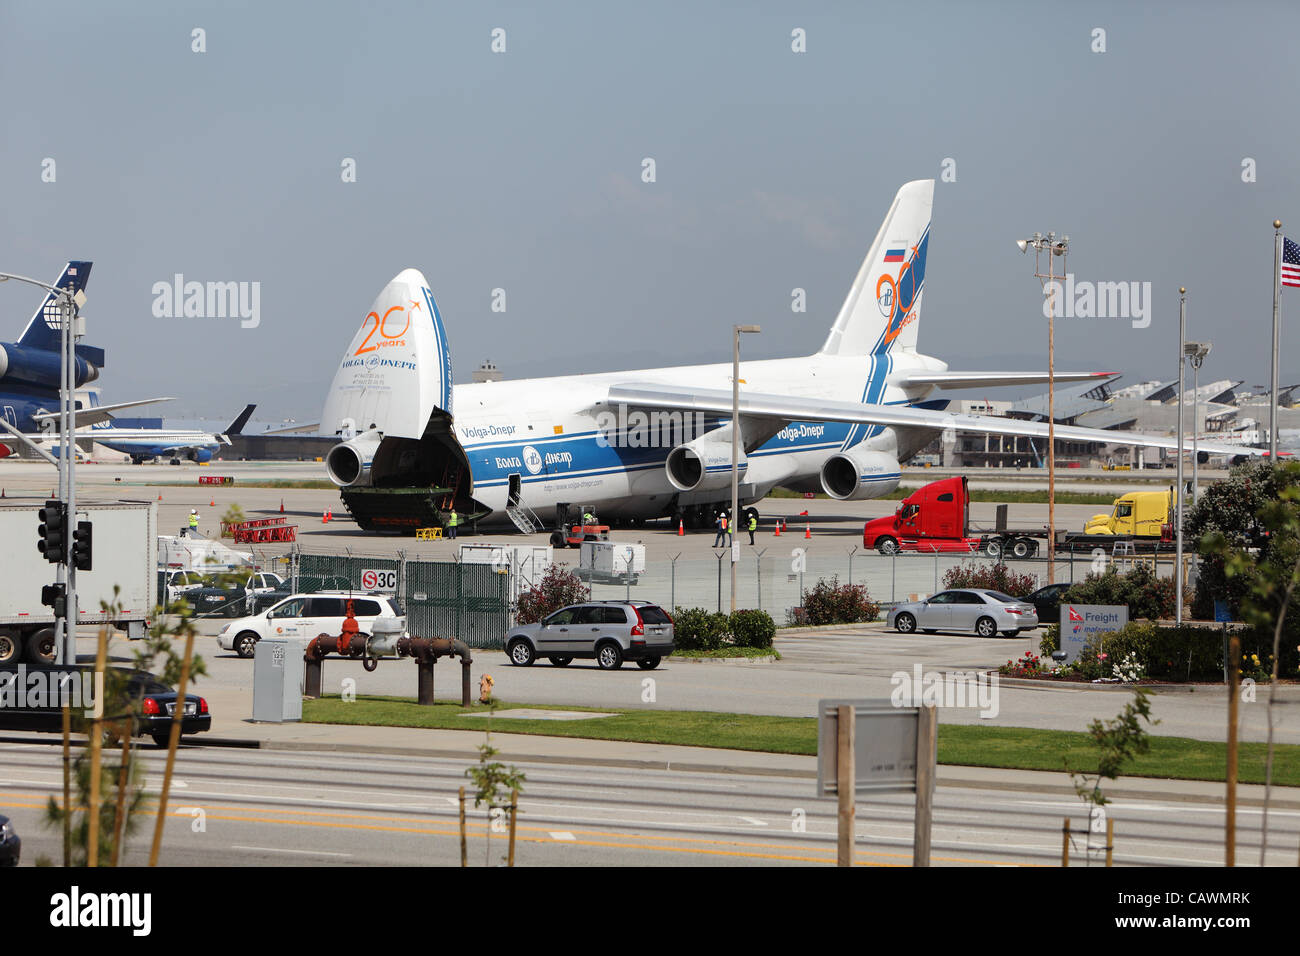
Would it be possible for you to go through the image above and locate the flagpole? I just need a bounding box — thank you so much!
[1270,220,1282,462]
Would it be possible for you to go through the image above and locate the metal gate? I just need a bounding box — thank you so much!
[292,551,511,649]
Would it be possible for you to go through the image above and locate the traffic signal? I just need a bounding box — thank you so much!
[72,520,92,572]
[41,583,66,617]
[37,499,67,563]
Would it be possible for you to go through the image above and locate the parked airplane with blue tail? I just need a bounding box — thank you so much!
[0,261,241,463]
[319,180,1263,534]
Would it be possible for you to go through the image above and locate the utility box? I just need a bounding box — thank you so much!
[253,637,302,722]
[580,541,646,583]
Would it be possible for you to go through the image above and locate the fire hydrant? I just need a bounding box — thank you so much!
[479,673,494,704]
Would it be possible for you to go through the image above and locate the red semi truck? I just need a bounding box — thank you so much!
[862,476,1042,558]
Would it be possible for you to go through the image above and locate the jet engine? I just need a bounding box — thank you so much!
[666,434,747,493]
[819,449,901,500]
[325,429,383,488]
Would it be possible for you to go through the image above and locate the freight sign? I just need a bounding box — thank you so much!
[1059,604,1128,664]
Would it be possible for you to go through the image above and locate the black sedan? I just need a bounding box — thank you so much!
[0,815,19,867]
[0,665,211,748]
[1024,583,1073,625]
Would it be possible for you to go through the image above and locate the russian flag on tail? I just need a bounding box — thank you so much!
[883,248,906,263]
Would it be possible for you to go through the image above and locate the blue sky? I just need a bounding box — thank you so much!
[2,0,1297,420]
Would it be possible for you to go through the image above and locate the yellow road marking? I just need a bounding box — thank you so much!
[0,791,1035,865]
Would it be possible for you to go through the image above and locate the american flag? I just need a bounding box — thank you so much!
[1284,236,1300,289]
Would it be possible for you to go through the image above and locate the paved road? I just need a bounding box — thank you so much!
[3,739,1294,867]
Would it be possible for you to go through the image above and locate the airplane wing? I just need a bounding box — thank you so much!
[601,383,1269,458]
[31,397,174,429]
[890,371,1117,390]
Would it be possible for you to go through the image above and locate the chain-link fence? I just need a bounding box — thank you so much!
[571,544,1191,623]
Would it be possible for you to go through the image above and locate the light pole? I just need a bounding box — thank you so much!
[1270,220,1282,462]
[0,270,86,664]
[731,324,760,613]
[1176,288,1186,625]
[1184,341,1211,505]
[1017,232,1069,583]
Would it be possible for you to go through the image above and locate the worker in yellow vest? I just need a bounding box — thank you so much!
[447,509,459,539]
[188,510,200,536]
[748,512,757,545]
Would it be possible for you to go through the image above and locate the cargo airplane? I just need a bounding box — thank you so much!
[319,180,1262,534]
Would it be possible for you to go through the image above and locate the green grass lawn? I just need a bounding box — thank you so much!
[302,696,1300,787]
[672,646,781,659]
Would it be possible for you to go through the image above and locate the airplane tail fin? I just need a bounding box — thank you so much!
[818,181,932,358]
[226,403,256,436]
[320,268,453,440]
[17,261,93,352]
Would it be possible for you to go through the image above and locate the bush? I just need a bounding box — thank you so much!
[1062,565,1188,621]
[672,607,729,651]
[514,566,588,624]
[728,609,776,648]
[942,562,1037,597]
[796,576,880,626]
[998,651,1045,678]
[1039,623,1060,656]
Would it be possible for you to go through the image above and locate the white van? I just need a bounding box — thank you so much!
[217,592,403,658]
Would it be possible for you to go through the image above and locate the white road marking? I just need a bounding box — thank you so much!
[549,831,576,841]
[737,816,768,826]
[230,845,352,858]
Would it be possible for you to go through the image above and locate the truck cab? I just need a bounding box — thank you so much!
[1083,490,1172,538]
[863,476,971,554]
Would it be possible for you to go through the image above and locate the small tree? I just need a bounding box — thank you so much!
[465,722,526,866]
[514,565,588,624]
[1065,689,1158,864]
[42,591,206,866]
[1200,461,1300,863]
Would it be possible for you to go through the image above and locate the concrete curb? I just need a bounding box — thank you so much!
[994,677,1218,694]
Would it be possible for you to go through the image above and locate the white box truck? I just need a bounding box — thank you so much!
[458,542,553,603]
[580,541,646,583]
[0,499,158,664]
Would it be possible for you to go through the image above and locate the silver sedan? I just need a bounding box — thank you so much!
[888,589,1039,637]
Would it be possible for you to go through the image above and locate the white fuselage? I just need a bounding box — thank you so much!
[452,349,948,521]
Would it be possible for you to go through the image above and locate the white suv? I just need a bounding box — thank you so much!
[217,592,403,659]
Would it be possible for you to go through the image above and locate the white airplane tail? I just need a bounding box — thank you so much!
[320,268,454,441]
[818,179,933,358]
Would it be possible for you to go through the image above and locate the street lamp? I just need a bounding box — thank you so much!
[0,270,86,665]
[1175,288,1187,625]
[1017,232,1069,583]
[1184,341,1211,505]
[731,324,760,613]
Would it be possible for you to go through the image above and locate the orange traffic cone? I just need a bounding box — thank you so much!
[210,499,215,507]
[677,520,684,535]
[773,521,781,537]
[280,498,285,514]
[157,493,162,501]
[322,509,329,523]
[804,524,812,539]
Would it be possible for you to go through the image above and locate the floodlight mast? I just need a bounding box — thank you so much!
[0,271,86,664]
